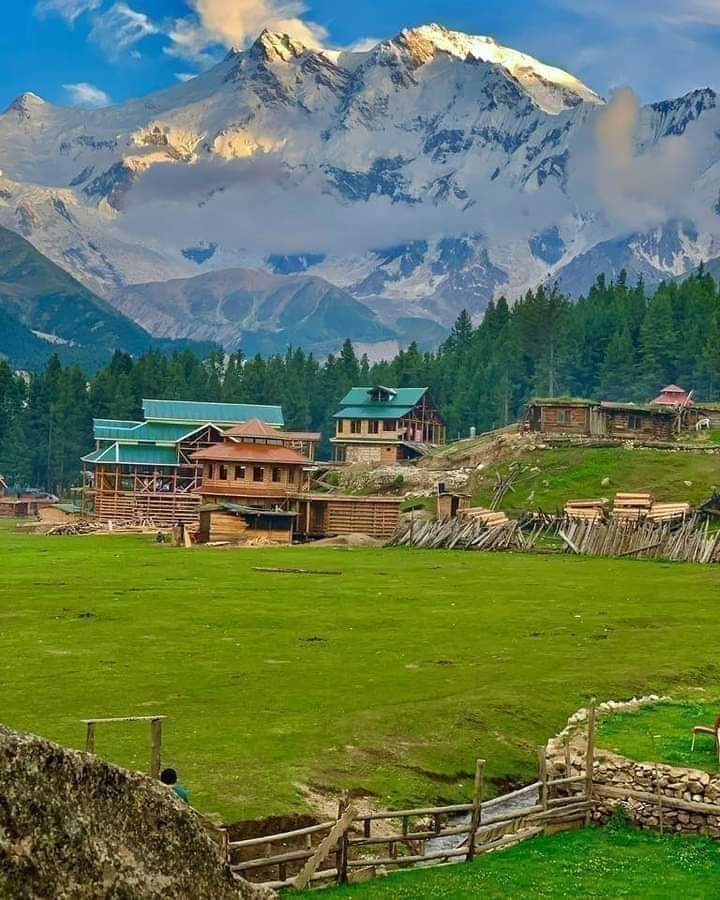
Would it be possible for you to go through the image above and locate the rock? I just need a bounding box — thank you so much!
[0,724,270,899]
[684,480,693,487]
[601,477,611,487]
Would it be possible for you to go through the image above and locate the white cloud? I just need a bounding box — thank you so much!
[34,0,101,24]
[62,81,111,107]
[175,72,197,82]
[342,36,383,53]
[88,2,158,57]
[165,0,328,65]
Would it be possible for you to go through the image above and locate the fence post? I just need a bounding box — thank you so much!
[585,697,596,825]
[85,721,95,753]
[564,736,573,798]
[294,806,356,892]
[149,717,163,779]
[466,758,485,862]
[537,746,548,812]
[336,797,350,885]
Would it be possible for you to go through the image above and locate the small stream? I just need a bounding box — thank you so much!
[426,782,540,856]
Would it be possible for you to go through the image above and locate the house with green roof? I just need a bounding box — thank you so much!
[81,399,284,525]
[331,386,446,464]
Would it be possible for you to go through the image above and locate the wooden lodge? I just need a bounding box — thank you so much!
[81,399,290,526]
[331,386,446,464]
[524,398,678,441]
[193,419,402,542]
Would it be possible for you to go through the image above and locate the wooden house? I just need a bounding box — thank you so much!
[38,503,85,525]
[193,419,402,542]
[652,384,693,407]
[331,386,446,464]
[193,419,313,504]
[525,398,677,440]
[81,400,286,525]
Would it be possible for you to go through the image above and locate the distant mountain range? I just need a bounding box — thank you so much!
[1,22,719,358]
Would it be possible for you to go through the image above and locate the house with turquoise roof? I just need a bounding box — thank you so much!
[331,386,446,464]
[82,399,284,524]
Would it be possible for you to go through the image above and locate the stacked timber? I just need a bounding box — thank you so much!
[611,493,654,522]
[564,499,607,522]
[459,507,510,527]
[647,502,691,523]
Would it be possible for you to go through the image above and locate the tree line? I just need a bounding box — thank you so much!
[1,269,720,492]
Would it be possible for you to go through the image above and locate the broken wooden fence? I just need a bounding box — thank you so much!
[226,703,597,891]
[389,513,720,563]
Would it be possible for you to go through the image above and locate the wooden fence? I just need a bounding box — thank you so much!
[225,704,597,891]
[389,514,720,564]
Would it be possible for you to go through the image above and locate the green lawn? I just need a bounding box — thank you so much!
[472,447,720,514]
[598,701,720,772]
[1,522,719,822]
[305,825,720,898]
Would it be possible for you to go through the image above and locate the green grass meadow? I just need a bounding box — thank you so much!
[306,825,720,899]
[598,701,720,772]
[472,447,720,514]
[1,521,719,823]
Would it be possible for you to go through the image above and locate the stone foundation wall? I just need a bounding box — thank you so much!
[546,697,720,838]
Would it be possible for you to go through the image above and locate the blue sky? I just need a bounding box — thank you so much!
[1,1,719,110]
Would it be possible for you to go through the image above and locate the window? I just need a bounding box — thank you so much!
[272,467,282,483]
[218,464,228,481]
[383,419,396,432]
[556,409,570,425]
[351,419,362,434]
[368,420,380,434]
[628,414,642,430]
[337,419,345,433]
[288,467,296,484]
[253,466,265,482]
[234,465,246,480]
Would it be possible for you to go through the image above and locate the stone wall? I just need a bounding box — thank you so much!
[0,724,273,899]
[546,698,720,838]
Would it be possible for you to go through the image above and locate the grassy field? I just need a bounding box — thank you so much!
[598,701,720,772]
[1,521,719,823]
[472,447,720,514]
[304,824,720,898]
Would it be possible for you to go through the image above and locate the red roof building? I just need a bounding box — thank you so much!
[652,385,693,407]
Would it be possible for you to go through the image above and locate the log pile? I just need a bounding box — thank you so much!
[46,522,99,536]
[564,499,607,522]
[611,492,654,522]
[459,507,510,527]
[647,501,691,522]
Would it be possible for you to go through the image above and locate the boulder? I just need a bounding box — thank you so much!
[0,724,272,899]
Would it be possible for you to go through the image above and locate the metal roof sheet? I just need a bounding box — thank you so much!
[82,444,179,466]
[94,421,218,443]
[142,399,284,426]
[338,387,427,408]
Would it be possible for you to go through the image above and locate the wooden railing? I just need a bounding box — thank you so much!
[226,703,598,891]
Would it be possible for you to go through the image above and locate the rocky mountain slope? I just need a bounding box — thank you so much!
[1,23,719,347]
[111,268,395,355]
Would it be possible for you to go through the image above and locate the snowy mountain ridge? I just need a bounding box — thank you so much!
[0,23,718,349]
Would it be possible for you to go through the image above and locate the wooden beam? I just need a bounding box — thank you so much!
[292,806,356,891]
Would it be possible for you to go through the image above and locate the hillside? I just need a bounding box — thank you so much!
[472,445,720,514]
[110,268,395,354]
[0,225,151,368]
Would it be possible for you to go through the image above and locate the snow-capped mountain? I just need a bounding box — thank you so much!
[1,23,719,348]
